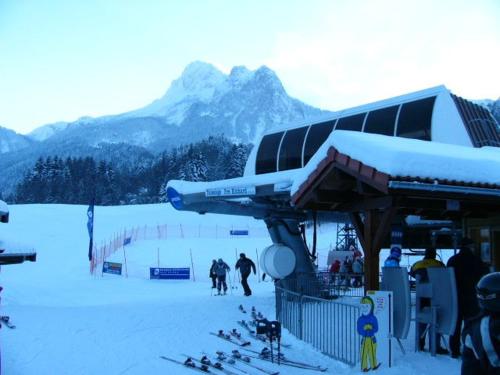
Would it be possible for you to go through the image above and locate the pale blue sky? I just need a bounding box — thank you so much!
[1,0,499,134]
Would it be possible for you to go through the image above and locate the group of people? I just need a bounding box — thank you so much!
[329,252,364,287]
[209,253,256,296]
[385,238,500,374]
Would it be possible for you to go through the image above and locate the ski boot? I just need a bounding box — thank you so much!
[231,329,241,338]
[200,356,211,366]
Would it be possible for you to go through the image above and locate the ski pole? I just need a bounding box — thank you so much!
[227,271,234,295]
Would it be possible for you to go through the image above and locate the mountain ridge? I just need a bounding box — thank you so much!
[0,61,329,194]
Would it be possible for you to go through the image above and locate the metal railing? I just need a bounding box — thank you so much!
[275,284,361,366]
[280,272,365,299]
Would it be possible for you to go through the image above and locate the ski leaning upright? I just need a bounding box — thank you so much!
[160,356,212,373]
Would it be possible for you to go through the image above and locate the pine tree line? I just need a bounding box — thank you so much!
[13,136,251,205]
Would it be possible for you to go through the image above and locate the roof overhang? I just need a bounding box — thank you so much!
[291,144,500,219]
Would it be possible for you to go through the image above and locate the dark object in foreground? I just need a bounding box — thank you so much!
[0,252,36,265]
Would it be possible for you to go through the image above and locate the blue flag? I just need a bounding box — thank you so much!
[123,237,131,246]
[87,201,94,261]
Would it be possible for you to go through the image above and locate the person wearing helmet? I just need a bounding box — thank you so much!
[461,272,500,374]
[384,246,402,267]
[214,258,230,295]
[447,237,489,358]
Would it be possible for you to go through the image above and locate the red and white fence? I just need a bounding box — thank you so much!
[89,223,269,274]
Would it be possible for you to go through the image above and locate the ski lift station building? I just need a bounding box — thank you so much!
[167,85,500,291]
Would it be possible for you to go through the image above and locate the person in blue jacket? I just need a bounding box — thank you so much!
[384,246,402,267]
[357,296,381,372]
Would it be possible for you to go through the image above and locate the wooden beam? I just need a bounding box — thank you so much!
[349,212,367,251]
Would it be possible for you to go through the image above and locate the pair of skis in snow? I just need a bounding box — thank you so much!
[234,348,328,372]
[210,330,251,347]
[0,316,15,329]
[160,356,212,373]
[216,351,279,375]
[211,330,326,372]
[160,353,261,375]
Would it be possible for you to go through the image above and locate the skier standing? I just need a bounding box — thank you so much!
[235,253,256,296]
[214,258,230,295]
[209,259,218,289]
[447,237,488,358]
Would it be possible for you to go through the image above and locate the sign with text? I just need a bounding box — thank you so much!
[357,291,393,372]
[150,267,190,280]
[230,230,249,236]
[205,186,256,197]
[102,261,122,275]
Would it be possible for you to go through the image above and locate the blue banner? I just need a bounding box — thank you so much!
[103,261,122,275]
[87,201,94,261]
[230,230,249,236]
[150,267,190,280]
[166,187,183,210]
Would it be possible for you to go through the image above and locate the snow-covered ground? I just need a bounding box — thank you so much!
[0,204,460,374]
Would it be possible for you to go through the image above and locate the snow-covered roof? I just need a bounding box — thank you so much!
[168,170,296,197]
[291,130,500,197]
[167,128,500,217]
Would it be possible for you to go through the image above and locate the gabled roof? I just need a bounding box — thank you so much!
[291,131,500,215]
[291,130,500,196]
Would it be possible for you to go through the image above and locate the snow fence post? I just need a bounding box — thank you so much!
[189,248,195,282]
[255,248,261,283]
[234,248,240,283]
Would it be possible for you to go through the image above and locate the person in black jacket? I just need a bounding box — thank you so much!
[447,237,489,358]
[461,272,500,374]
[235,253,256,296]
[209,259,217,289]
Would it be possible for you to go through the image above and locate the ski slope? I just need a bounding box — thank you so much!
[0,204,460,374]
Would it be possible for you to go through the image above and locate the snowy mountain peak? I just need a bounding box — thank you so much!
[0,126,33,153]
[228,66,253,86]
[172,61,226,99]
[125,61,226,119]
[29,121,70,141]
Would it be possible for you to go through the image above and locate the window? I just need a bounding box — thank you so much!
[303,120,335,164]
[278,127,308,171]
[396,97,436,140]
[336,113,366,131]
[364,105,399,136]
[255,132,284,174]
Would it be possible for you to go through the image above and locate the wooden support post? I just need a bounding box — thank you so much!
[349,207,396,291]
